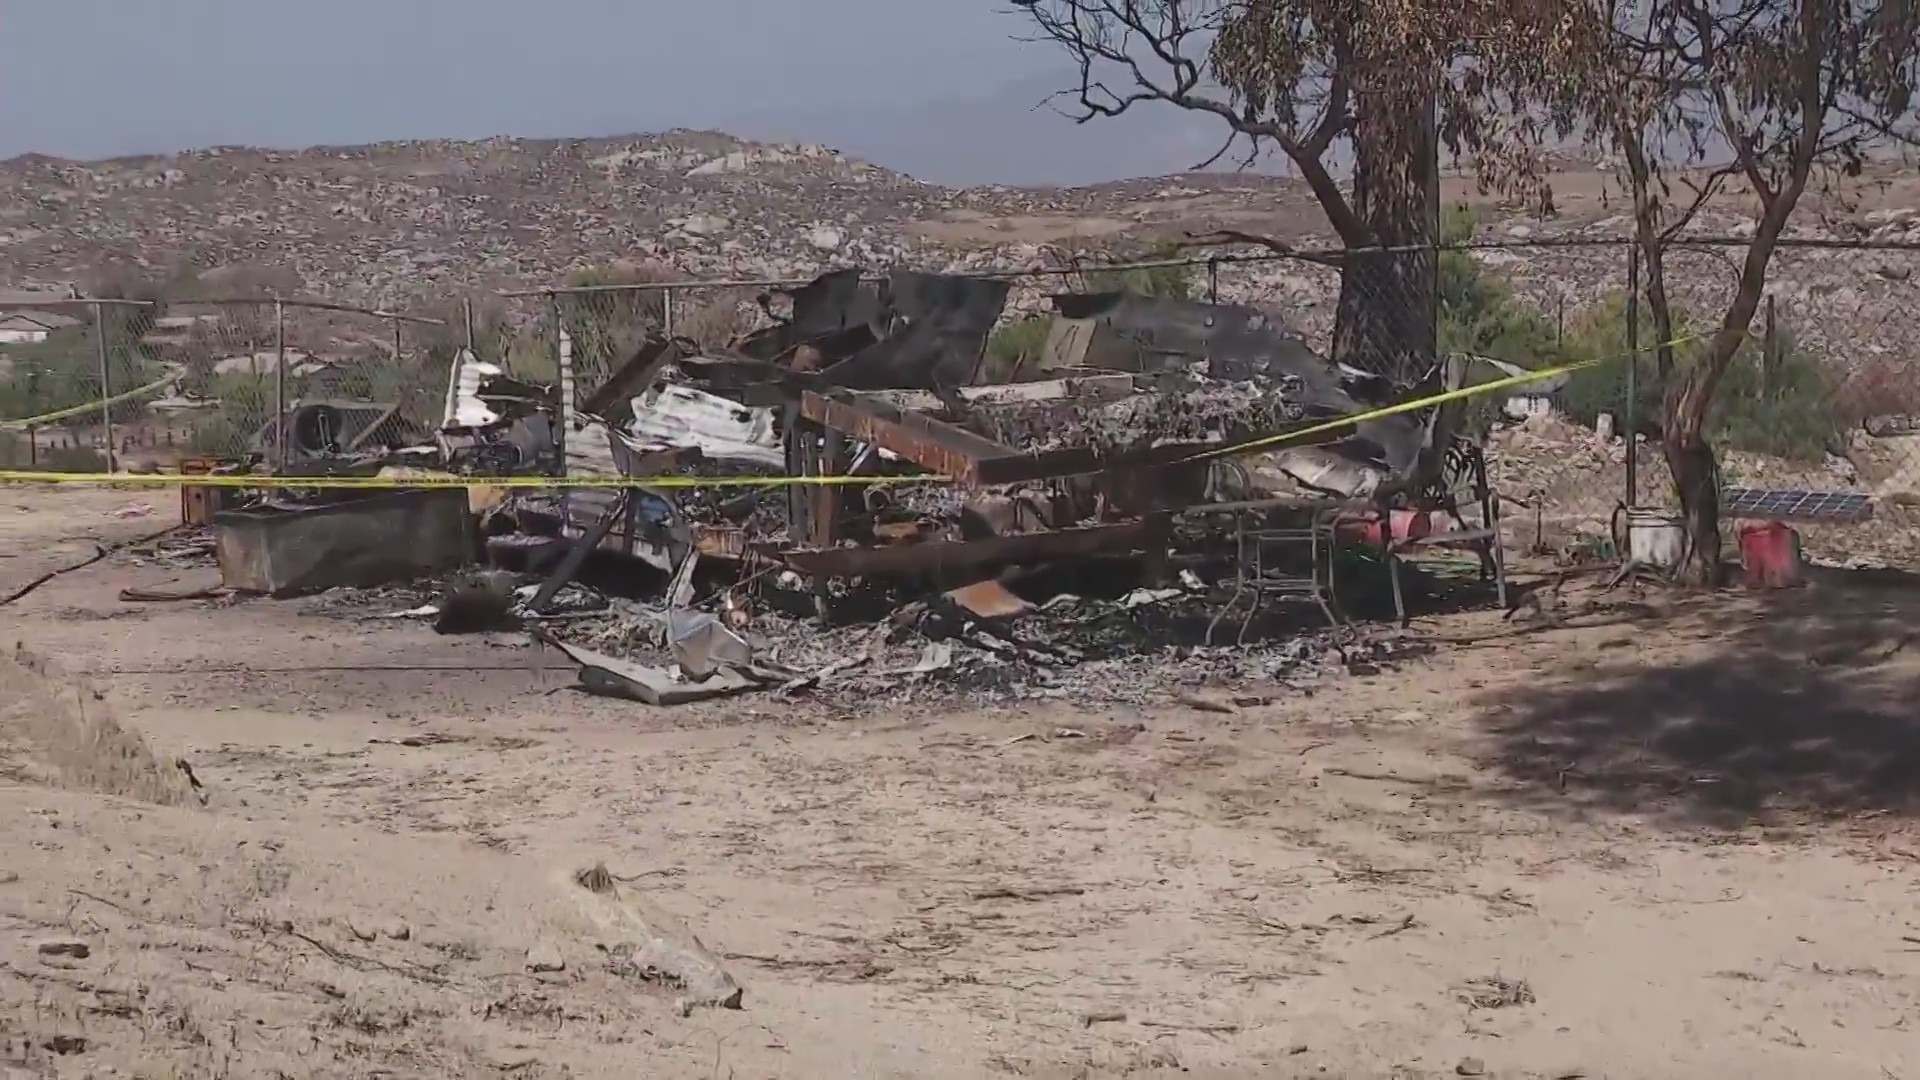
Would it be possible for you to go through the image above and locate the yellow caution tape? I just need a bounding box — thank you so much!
[0,373,178,430]
[1192,352,1607,459]
[1191,328,1704,461]
[0,470,939,489]
[0,338,1689,489]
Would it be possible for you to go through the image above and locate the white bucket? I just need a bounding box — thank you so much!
[1625,508,1686,569]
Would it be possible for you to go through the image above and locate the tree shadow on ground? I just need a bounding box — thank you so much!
[1470,566,1920,828]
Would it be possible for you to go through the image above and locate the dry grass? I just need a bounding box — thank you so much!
[0,643,199,806]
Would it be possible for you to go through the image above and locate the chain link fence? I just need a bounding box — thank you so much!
[491,278,788,394]
[0,298,157,472]
[8,236,1920,571]
[132,298,450,468]
[1635,241,1920,568]
[0,296,447,471]
[1206,235,1920,569]
[1207,240,1639,557]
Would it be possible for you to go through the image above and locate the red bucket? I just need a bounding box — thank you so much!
[1739,522,1805,588]
[1335,509,1432,548]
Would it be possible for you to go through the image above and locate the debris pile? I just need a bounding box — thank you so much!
[981,376,1308,456]
[189,267,1500,707]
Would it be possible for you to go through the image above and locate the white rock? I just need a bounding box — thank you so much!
[675,214,730,238]
[805,225,845,252]
[525,941,566,973]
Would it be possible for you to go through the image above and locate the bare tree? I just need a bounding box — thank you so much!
[1008,0,1581,386]
[1557,0,1920,584]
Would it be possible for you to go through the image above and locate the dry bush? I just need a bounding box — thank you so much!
[0,644,199,805]
[672,287,764,348]
[1828,355,1920,430]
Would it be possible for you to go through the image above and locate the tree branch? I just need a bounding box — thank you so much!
[1661,163,1741,242]
[1176,229,1343,268]
[1013,0,1369,242]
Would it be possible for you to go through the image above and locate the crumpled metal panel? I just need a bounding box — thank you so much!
[733,268,1012,390]
[734,268,881,361]
[442,348,501,428]
[1050,292,1343,394]
[788,267,880,340]
[628,384,782,468]
[821,272,1012,390]
[1046,292,1427,480]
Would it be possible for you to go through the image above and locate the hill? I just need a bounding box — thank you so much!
[2,128,1918,387]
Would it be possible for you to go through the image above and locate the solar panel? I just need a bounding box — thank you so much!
[1721,487,1874,524]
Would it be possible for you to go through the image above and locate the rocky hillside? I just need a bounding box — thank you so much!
[3,128,1918,374]
[0,130,1304,299]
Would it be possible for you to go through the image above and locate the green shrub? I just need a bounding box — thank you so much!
[1555,292,1664,433]
[1554,291,1837,461]
[1083,256,1193,300]
[1707,322,1839,461]
[1432,205,1569,434]
[981,316,1052,383]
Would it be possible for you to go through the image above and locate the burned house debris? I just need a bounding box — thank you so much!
[190,266,1507,706]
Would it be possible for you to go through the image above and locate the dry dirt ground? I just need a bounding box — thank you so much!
[5,485,1920,1080]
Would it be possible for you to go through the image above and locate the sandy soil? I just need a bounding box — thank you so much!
[4,484,1920,1079]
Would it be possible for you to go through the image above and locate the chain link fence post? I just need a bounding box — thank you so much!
[1625,241,1640,509]
[90,300,114,472]
[272,299,288,472]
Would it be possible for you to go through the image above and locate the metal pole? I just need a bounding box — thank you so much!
[662,286,676,338]
[463,296,476,355]
[27,424,36,468]
[1207,259,1219,304]
[92,300,114,472]
[1425,79,1442,367]
[552,293,569,475]
[273,299,287,472]
[1761,294,1776,399]
[1624,245,1640,508]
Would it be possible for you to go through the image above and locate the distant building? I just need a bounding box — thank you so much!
[141,312,223,348]
[210,351,365,400]
[0,310,81,345]
[211,349,327,378]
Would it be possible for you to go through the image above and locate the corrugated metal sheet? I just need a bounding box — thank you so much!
[628,385,781,468]
[443,349,502,428]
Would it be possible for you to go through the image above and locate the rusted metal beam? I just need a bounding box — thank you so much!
[580,334,685,422]
[801,388,1358,490]
[799,390,1014,486]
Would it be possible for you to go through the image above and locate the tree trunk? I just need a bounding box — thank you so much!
[1621,149,1678,389]
[1330,82,1437,388]
[1662,376,1723,587]
[1658,185,1804,587]
[1641,248,1678,387]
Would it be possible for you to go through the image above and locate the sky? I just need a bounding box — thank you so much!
[0,0,1233,186]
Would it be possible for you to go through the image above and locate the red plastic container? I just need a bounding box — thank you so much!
[1739,522,1805,588]
[1335,509,1433,549]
